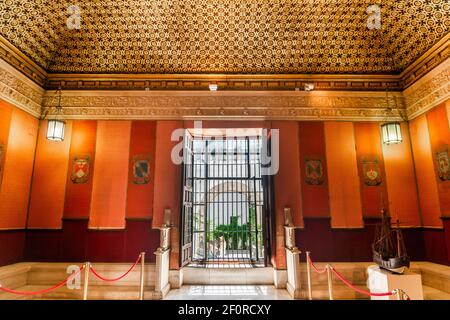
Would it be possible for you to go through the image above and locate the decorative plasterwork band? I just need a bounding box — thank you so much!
[41,90,405,121]
[0,58,44,117]
[404,57,450,120]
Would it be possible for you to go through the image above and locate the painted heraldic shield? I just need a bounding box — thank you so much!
[362,159,382,186]
[305,158,324,185]
[133,154,150,185]
[437,148,450,181]
[71,155,90,184]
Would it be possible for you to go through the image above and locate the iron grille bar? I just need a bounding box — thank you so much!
[188,134,266,267]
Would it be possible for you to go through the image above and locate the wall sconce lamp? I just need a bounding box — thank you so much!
[45,87,66,142]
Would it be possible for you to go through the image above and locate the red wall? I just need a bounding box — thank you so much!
[354,122,388,218]
[1,99,450,267]
[426,104,450,216]
[409,102,450,264]
[0,100,38,265]
[64,120,97,219]
[299,122,330,218]
[24,219,159,263]
[0,110,160,265]
[89,121,131,229]
[153,121,183,269]
[28,121,72,229]
[272,121,303,269]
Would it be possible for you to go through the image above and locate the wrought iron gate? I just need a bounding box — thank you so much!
[182,133,267,267]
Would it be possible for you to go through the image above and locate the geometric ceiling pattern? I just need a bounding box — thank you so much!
[0,0,449,75]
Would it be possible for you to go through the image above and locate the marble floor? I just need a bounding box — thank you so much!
[164,285,293,300]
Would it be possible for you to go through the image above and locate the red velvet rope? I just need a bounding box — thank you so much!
[307,254,400,298]
[329,266,394,297]
[89,254,141,282]
[0,265,84,296]
[307,255,329,274]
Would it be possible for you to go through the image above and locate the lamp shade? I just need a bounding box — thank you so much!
[381,122,402,145]
[46,119,65,142]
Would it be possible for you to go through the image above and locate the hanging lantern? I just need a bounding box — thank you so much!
[46,119,66,142]
[381,122,402,145]
[45,87,65,142]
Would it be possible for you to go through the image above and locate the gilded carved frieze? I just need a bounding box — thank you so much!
[41,91,405,121]
[0,59,44,117]
[404,57,450,119]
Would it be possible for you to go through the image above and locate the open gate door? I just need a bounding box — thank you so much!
[262,128,276,267]
[181,130,194,267]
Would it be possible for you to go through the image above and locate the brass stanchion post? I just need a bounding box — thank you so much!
[83,262,90,300]
[395,289,403,300]
[326,264,333,300]
[139,252,145,300]
[306,251,312,300]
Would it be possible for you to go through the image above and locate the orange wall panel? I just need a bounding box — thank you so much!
[426,103,450,216]
[153,121,183,269]
[0,101,12,189]
[64,120,97,219]
[0,106,38,229]
[89,121,131,229]
[298,122,330,218]
[324,122,363,228]
[354,122,388,217]
[272,121,303,269]
[28,120,72,229]
[382,123,421,226]
[447,100,450,129]
[273,121,304,228]
[126,121,156,219]
[410,115,442,227]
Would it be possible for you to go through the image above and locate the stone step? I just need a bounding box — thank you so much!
[422,285,450,300]
[26,262,156,287]
[183,267,274,285]
[0,265,30,290]
[303,284,370,300]
[410,262,450,293]
[1,285,157,300]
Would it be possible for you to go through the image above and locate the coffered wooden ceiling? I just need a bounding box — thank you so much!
[1,0,448,77]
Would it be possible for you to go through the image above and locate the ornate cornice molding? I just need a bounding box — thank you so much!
[42,90,405,121]
[0,58,44,118]
[1,33,448,122]
[0,36,47,87]
[404,57,450,120]
[0,30,448,95]
[400,34,450,90]
[43,34,450,93]
[45,73,403,92]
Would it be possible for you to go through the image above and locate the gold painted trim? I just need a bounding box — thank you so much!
[87,227,127,230]
[400,34,450,88]
[404,57,450,120]
[41,89,405,121]
[26,227,63,230]
[421,226,445,230]
[0,36,47,86]
[0,58,44,118]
